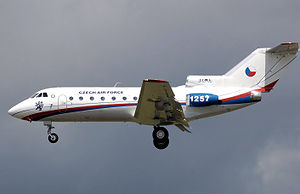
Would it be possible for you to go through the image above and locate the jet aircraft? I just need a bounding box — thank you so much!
[8,42,299,149]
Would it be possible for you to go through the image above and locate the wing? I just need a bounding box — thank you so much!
[266,42,299,54]
[134,79,190,131]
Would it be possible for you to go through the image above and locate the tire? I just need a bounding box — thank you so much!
[153,139,169,150]
[48,133,59,143]
[152,127,169,141]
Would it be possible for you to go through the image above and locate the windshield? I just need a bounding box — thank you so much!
[31,93,39,98]
[30,92,48,98]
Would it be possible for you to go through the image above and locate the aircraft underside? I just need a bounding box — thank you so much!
[40,102,255,149]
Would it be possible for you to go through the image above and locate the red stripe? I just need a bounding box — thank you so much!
[221,92,251,102]
[222,80,279,102]
[23,103,138,121]
[255,80,279,92]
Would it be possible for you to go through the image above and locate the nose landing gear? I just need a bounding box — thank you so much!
[152,126,169,150]
[44,122,59,144]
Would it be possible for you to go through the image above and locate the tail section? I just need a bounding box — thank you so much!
[225,42,298,92]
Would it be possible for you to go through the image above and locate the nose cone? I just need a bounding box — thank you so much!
[8,100,30,119]
[8,105,18,117]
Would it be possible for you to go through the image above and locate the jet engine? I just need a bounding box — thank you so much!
[187,93,220,107]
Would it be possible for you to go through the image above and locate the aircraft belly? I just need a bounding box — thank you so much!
[40,106,136,122]
[185,103,255,121]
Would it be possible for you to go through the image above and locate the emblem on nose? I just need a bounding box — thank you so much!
[35,101,44,111]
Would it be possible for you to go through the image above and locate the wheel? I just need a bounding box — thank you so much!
[153,139,169,150]
[152,127,169,141]
[48,133,59,143]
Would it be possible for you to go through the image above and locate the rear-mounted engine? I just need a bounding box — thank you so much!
[187,93,220,107]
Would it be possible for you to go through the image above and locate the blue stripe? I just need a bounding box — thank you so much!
[32,102,187,121]
[221,96,251,104]
[32,104,137,121]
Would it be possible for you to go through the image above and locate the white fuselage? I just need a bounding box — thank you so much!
[8,84,258,125]
[7,42,298,149]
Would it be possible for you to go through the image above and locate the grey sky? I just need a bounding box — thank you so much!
[1,0,300,193]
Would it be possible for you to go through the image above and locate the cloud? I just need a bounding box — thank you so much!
[254,135,300,194]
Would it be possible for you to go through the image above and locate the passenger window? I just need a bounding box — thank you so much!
[37,93,42,97]
[43,93,48,97]
[69,96,73,101]
[112,97,116,101]
[123,97,127,101]
[90,96,94,101]
[79,96,83,101]
[133,96,138,101]
[101,97,105,101]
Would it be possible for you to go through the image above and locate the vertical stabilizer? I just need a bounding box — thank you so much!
[225,42,298,92]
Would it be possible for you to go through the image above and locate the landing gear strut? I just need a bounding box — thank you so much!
[44,122,59,144]
[152,126,169,150]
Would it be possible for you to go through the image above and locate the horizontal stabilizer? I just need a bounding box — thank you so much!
[266,42,299,54]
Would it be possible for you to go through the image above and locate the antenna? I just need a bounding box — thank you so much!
[114,82,122,87]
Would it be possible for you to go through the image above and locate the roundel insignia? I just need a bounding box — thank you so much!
[245,66,256,77]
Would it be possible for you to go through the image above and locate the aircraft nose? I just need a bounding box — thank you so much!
[8,102,26,119]
[8,105,18,116]
[8,100,33,120]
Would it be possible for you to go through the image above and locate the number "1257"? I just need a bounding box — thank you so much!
[190,95,210,102]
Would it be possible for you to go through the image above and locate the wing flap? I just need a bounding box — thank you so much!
[175,124,191,133]
[134,79,189,128]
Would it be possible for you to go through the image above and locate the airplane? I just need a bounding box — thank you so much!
[8,42,299,149]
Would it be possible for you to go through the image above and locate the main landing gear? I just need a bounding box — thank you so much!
[42,122,170,148]
[152,126,169,150]
[44,122,59,144]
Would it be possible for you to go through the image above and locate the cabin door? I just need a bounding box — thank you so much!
[58,95,67,111]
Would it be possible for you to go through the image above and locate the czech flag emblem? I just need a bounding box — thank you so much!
[245,67,256,77]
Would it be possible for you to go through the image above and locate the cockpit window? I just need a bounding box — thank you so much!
[31,93,39,98]
[30,92,48,98]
